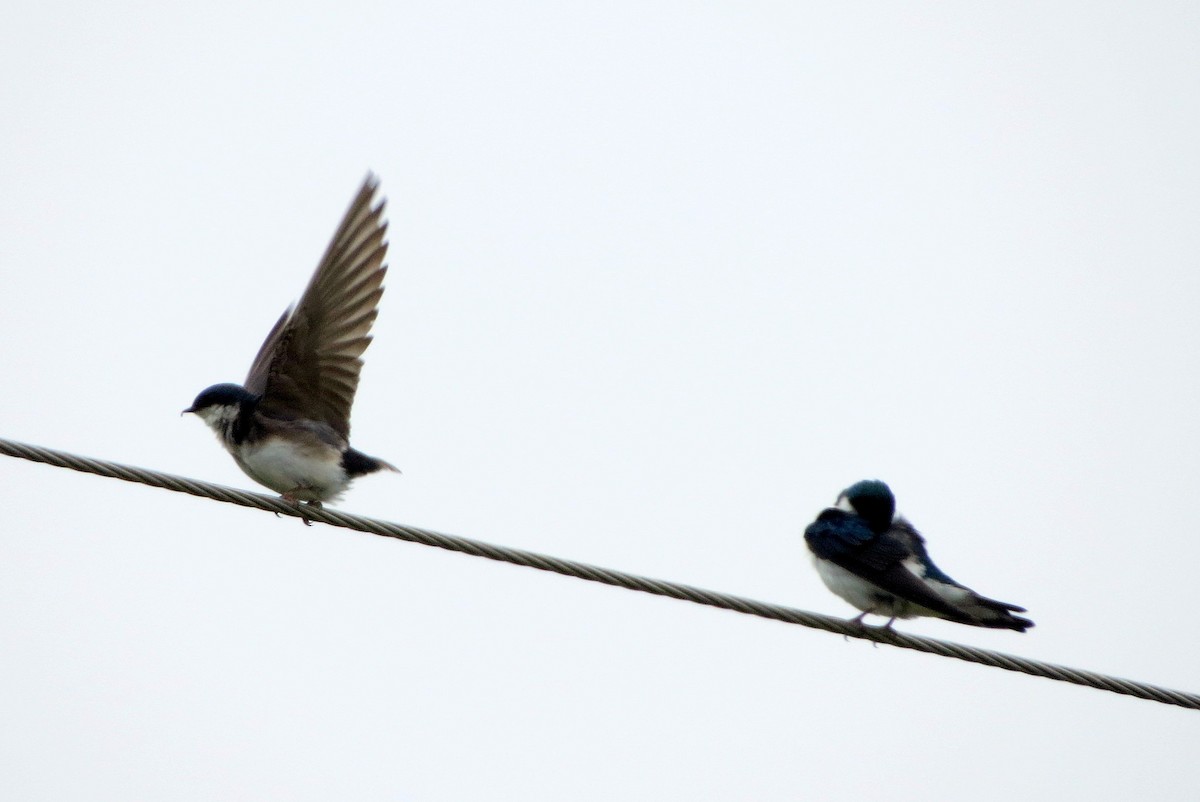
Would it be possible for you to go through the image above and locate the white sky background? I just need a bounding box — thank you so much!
[2,2,1198,799]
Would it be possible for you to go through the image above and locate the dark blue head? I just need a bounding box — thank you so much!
[183,383,256,414]
[838,479,895,534]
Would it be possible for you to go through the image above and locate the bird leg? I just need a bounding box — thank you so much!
[844,609,875,643]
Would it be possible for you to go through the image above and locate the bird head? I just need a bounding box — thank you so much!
[836,479,896,534]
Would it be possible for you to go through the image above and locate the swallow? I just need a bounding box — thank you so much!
[804,480,1033,631]
[184,176,398,520]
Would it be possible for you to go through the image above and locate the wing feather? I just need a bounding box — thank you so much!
[807,509,974,623]
[244,175,389,439]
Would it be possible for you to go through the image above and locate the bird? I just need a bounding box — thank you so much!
[803,480,1033,631]
[184,175,398,520]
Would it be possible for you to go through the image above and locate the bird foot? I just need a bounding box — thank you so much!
[279,493,319,525]
[844,611,886,647]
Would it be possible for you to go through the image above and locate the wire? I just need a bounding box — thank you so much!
[2,435,1196,711]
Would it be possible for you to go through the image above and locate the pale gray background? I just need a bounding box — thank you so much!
[2,3,1198,800]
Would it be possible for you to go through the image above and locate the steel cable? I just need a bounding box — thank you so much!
[2,435,1196,711]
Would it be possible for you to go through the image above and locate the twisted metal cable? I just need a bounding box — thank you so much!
[2,435,1196,711]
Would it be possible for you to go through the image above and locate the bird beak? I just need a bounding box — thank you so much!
[181,407,195,416]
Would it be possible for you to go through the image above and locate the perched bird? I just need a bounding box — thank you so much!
[184,176,398,518]
[804,480,1032,631]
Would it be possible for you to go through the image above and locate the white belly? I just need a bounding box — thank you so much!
[812,557,929,620]
[234,436,349,502]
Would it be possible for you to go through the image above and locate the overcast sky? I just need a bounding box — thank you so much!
[2,3,1199,800]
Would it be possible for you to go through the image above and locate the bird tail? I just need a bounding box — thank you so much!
[961,595,1034,632]
[342,448,401,477]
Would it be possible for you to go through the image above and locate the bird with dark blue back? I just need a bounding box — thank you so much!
[184,176,398,520]
[804,480,1032,632]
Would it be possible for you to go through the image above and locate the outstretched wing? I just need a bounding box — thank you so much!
[245,175,389,439]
